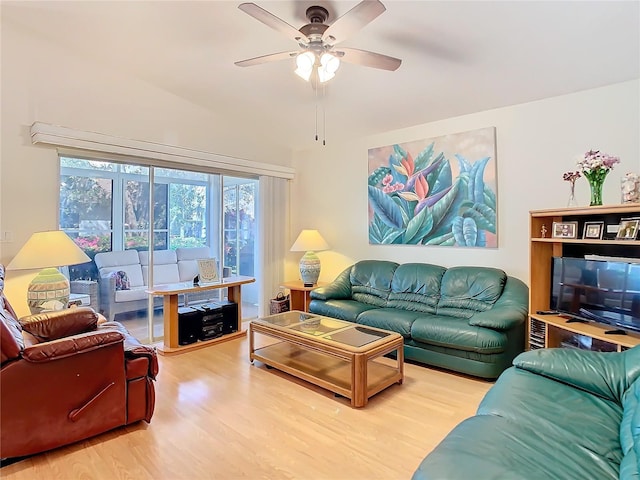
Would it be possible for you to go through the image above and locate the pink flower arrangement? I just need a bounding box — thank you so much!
[576,149,621,206]
[576,150,620,175]
[562,171,581,184]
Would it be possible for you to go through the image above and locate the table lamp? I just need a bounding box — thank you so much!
[290,229,329,287]
[7,230,91,313]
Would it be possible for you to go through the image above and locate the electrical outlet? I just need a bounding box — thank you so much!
[0,231,13,243]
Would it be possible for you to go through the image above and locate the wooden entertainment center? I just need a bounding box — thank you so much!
[529,204,640,352]
[148,276,255,356]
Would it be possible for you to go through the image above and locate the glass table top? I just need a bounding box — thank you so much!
[255,311,392,347]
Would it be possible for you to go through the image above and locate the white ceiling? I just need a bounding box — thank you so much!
[3,0,639,151]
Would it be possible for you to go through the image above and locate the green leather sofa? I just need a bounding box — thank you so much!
[412,346,640,480]
[309,260,528,379]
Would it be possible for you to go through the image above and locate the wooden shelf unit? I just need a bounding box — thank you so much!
[529,204,640,352]
[148,276,255,356]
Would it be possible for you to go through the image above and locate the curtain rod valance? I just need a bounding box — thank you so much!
[30,122,295,180]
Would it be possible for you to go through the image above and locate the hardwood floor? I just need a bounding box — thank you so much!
[2,327,493,480]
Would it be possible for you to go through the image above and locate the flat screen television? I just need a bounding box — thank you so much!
[550,257,640,333]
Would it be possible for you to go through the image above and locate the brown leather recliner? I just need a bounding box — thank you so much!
[0,281,158,460]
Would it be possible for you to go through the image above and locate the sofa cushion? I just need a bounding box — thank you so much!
[620,377,640,478]
[357,308,422,338]
[387,263,445,313]
[138,250,180,285]
[410,316,507,354]
[142,264,180,286]
[436,267,507,318]
[20,308,98,342]
[350,260,398,307]
[176,247,212,282]
[95,250,140,269]
[176,247,211,261]
[101,264,144,288]
[138,249,177,266]
[412,413,619,480]
[414,365,625,480]
[479,367,624,465]
[307,299,377,322]
[114,286,148,303]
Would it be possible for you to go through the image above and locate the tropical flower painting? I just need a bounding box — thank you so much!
[368,127,497,247]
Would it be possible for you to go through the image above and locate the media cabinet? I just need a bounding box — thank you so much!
[148,276,255,356]
[529,204,640,352]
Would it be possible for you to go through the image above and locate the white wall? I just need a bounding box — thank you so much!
[0,20,292,314]
[288,80,640,286]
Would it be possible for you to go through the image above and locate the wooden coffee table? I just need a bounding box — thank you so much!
[249,311,404,407]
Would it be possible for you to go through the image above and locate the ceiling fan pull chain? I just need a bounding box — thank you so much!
[322,84,326,146]
[315,77,319,141]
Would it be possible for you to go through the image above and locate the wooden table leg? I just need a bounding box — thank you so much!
[397,342,404,384]
[352,353,367,408]
[248,322,255,363]
[227,285,242,330]
[163,294,179,349]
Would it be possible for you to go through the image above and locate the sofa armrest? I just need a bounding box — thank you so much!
[97,274,118,318]
[99,321,159,379]
[514,346,640,403]
[19,307,99,342]
[22,330,124,363]
[469,277,528,331]
[310,267,353,301]
[99,273,117,296]
[127,344,159,379]
[468,307,525,331]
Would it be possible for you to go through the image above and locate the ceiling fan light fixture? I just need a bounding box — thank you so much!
[295,51,315,81]
[318,52,340,82]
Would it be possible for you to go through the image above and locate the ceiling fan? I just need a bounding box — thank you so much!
[235,0,402,83]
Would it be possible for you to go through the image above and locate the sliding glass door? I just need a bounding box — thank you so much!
[223,176,258,316]
[60,157,258,343]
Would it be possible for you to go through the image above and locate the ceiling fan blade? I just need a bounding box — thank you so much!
[322,0,386,45]
[336,47,401,71]
[235,51,298,67]
[238,3,307,43]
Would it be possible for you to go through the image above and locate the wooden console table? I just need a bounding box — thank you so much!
[148,276,255,356]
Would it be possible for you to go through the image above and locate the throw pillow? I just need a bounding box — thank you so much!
[112,270,131,291]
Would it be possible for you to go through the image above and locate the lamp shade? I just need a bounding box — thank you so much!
[7,230,90,271]
[294,51,315,81]
[290,230,329,253]
[290,230,329,287]
[7,231,90,313]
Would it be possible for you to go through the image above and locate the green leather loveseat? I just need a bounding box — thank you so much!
[413,346,640,479]
[308,260,528,379]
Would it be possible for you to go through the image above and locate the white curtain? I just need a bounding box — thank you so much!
[257,176,290,317]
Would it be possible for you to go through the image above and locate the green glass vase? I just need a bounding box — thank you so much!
[584,169,609,206]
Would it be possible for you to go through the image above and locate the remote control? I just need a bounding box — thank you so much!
[536,310,559,315]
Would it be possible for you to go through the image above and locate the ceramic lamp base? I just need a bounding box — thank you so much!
[299,251,321,286]
[27,267,70,313]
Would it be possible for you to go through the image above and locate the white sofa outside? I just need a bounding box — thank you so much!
[94,247,228,321]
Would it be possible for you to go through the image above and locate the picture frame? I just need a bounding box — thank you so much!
[552,221,578,239]
[197,258,220,283]
[582,221,604,240]
[615,219,640,241]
